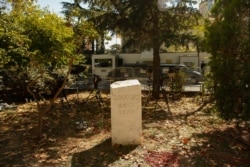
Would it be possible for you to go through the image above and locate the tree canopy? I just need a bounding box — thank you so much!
[63,0,202,97]
[206,0,250,122]
[0,0,99,139]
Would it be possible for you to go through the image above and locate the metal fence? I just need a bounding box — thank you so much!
[106,67,149,85]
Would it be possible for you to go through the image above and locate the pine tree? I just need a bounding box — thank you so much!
[206,0,250,121]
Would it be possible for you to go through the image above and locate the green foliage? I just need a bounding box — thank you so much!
[0,13,31,67]
[23,11,75,66]
[88,0,200,51]
[0,2,75,68]
[0,0,101,139]
[0,1,79,100]
[168,70,185,100]
[0,3,72,93]
[206,0,250,121]
[62,1,105,54]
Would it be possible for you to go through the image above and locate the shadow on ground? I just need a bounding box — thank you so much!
[178,127,250,167]
[70,138,137,167]
[2,92,249,167]
[0,93,111,167]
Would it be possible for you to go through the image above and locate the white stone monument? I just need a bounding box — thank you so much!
[110,79,142,145]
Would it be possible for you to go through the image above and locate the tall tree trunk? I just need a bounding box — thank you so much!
[152,12,161,99]
[27,70,45,141]
[100,32,105,54]
[152,44,161,99]
[197,45,200,72]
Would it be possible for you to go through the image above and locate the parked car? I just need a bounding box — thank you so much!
[109,63,202,85]
[160,63,202,85]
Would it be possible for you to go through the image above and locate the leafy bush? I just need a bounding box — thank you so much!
[167,70,185,100]
[206,0,250,122]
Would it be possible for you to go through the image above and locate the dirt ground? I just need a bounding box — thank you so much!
[0,91,249,167]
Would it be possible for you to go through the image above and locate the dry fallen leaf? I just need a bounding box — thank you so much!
[182,137,189,145]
